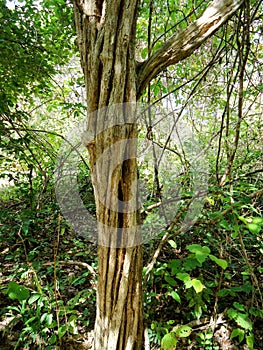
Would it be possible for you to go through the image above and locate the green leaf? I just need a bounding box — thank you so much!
[205,197,214,206]
[238,215,248,224]
[170,291,181,303]
[28,293,41,305]
[165,275,177,287]
[191,279,204,293]
[187,244,210,255]
[161,333,178,350]
[246,334,254,349]
[58,324,67,339]
[141,47,148,59]
[218,289,231,297]
[46,313,53,326]
[168,240,177,249]
[170,260,180,275]
[187,244,210,264]
[50,334,57,345]
[6,281,30,301]
[228,309,252,330]
[233,302,245,311]
[235,314,252,330]
[209,255,228,269]
[25,316,38,326]
[175,325,192,338]
[252,217,263,225]
[183,257,201,270]
[246,223,261,235]
[176,273,190,282]
[184,279,193,289]
[40,313,48,323]
[176,273,192,288]
[228,308,237,319]
[68,315,78,335]
[230,328,245,343]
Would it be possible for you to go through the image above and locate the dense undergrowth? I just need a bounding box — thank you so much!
[0,168,262,349]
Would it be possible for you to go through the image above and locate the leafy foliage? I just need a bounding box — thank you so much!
[0,0,75,111]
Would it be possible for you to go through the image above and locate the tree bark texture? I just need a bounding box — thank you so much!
[73,1,144,349]
[72,0,245,349]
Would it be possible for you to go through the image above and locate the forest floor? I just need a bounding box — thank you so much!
[0,195,262,350]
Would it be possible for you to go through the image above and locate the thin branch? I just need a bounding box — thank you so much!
[43,260,97,275]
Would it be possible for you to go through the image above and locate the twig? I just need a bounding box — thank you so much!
[43,260,96,276]
[143,197,196,285]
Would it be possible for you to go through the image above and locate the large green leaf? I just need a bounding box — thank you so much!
[174,325,192,338]
[176,272,190,282]
[191,279,204,293]
[209,255,228,269]
[187,244,210,264]
[6,281,30,301]
[230,328,245,343]
[161,333,178,350]
[246,223,261,235]
[228,308,252,330]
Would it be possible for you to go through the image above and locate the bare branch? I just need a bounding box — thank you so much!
[43,260,97,275]
[137,0,245,97]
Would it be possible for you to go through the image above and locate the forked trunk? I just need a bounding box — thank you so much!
[73,1,144,348]
[72,0,245,348]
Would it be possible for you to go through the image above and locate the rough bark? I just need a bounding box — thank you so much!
[72,0,245,349]
[73,1,143,349]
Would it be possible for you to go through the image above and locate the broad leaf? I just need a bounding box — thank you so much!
[174,325,192,338]
[246,334,254,349]
[58,325,67,339]
[161,333,178,350]
[6,281,30,301]
[28,293,41,305]
[165,275,177,287]
[191,279,204,293]
[246,223,261,235]
[176,273,190,282]
[168,240,177,249]
[187,244,210,264]
[209,255,228,269]
[230,328,245,343]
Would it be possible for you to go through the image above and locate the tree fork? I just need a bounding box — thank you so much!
[72,0,245,349]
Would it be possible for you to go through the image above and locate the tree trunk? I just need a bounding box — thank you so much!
[73,1,144,349]
[72,0,245,349]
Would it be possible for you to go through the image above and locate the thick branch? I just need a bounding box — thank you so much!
[136,0,245,97]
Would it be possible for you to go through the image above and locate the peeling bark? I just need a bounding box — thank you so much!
[136,0,245,97]
[73,1,143,349]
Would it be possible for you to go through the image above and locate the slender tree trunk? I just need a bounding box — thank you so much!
[73,1,144,348]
